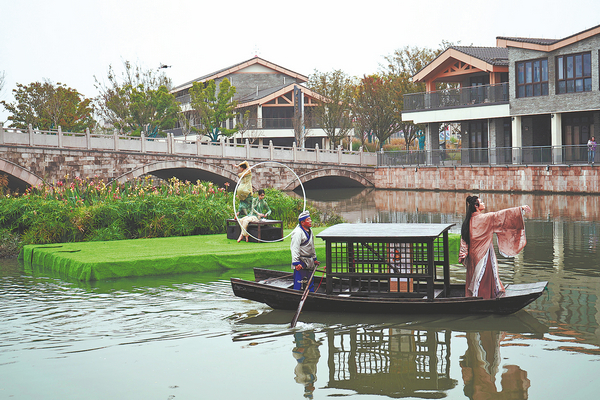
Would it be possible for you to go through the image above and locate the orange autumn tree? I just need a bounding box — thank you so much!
[352,75,402,150]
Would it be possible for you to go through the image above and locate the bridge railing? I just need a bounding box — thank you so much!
[0,124,377,166]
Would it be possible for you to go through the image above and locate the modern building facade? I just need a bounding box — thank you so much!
[170,56,331,148]
[403,25,600,165]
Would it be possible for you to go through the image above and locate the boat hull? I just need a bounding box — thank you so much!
[231,269,547,315]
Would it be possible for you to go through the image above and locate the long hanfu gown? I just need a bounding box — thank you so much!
[459,207,526,299]
[236,169,253,216]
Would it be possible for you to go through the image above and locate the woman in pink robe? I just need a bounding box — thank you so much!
[459,196,531,299]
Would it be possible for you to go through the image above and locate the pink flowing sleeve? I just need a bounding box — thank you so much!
[459,238,469,264]
[493,207,527,257]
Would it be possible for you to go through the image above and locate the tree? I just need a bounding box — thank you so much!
[381,43,456,150]
[292,109,310,147]
[308,70,355,149]
[189,78,238,142]
[352,75,402,150]
[94,61,179,136]
[177,110,196,140]
[234,109,263,144]
[1,81,94,131]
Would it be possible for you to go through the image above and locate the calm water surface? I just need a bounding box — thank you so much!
[1,189,599,399]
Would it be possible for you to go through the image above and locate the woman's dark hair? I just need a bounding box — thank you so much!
[257,189,265,196]
[461,195,479,245]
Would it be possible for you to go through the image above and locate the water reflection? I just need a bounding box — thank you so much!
[300,188,600,223]
[233,310,550,399]
[292,331,321,399]
[301,188,600,351]
[460,332,530,400]
[324,325,456,398]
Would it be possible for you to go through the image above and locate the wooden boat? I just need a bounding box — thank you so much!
[230,223,548,315]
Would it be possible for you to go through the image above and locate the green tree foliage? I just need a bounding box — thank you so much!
[352,75,402,150]
[94,61,180,137]
[308,70,355,149]
[381,43,456,150]
[1,81,94,131]
[189,78,238,142]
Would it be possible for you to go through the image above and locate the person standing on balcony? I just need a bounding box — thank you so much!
[459,196,531,299]
[587,136,596,164]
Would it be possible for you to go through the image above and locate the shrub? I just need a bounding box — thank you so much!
[0,229,20,258]
[0,176,341,249]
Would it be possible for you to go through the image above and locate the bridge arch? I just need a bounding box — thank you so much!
[282,168,375,190]
[0,158,46,190]
[112,160,239,185]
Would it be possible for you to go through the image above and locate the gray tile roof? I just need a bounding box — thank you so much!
[497,23,600,46]
[451,46,508,66]
[171,56,306,93]
[496,36,560,45]
[237,83,292,103]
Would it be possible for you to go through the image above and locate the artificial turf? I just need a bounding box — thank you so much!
[21,228,460,282]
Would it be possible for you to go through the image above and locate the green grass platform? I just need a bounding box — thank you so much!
[21,229,460,282]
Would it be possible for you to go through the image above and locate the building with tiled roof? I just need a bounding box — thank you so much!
[170,56,332,148]
[403,25,600,165]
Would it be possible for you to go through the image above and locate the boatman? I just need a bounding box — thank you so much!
[291,210,320,291]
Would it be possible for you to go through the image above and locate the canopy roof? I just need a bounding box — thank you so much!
[317,223,455,241]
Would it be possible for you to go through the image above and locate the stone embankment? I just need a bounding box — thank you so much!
[374,165,600,194]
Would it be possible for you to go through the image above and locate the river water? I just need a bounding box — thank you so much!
[1,189,599,399]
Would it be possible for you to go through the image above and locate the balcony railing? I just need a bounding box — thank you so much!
[377,145,597,167]
[403,83,509,112]
[237,118,321,130]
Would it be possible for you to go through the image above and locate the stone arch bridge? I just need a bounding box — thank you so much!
[0,145,376,192]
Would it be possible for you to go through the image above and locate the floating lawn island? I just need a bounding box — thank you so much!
[21,228,460,282]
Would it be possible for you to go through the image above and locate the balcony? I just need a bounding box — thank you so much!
[403,83,509,112]
[236,117,321,130]
[377,145,596,167]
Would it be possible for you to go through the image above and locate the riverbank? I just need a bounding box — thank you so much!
[21,228,322,281]
[21,229,461,281]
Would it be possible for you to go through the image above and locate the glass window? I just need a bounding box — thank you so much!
[516,58,549,98]
[517,63,525,84]
[575,55,583,77]
[557,57,564,79]
[583,53,591,76]
[542,59,548,81]
[566,56,574,79]
[557,52,592,94]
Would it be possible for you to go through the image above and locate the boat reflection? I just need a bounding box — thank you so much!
[324,325,457,398]
[232,310,547,398]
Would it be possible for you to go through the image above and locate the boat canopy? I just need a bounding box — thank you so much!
[316,223,456,299]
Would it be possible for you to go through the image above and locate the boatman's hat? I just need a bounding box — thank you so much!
[298,210,310,222]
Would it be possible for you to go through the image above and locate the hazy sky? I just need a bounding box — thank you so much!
[1,0,599,123]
